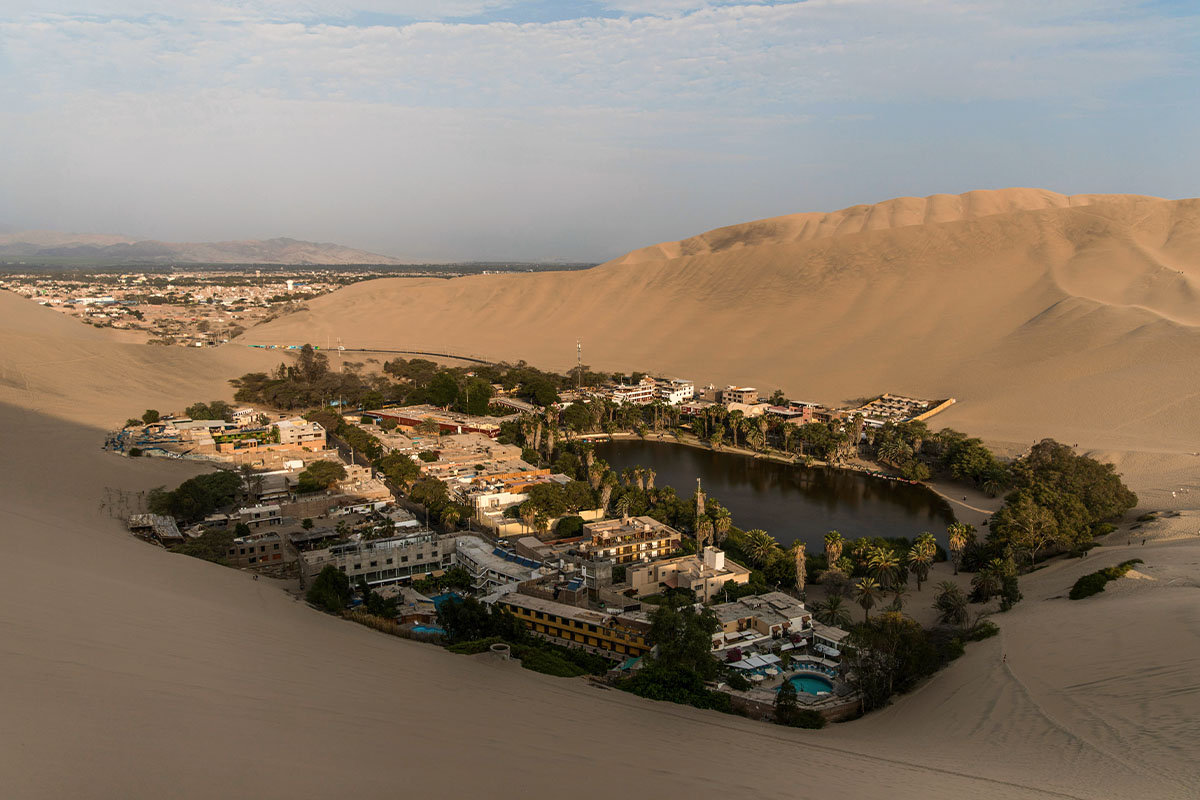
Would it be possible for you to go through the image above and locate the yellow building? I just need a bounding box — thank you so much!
[497,593,652,660]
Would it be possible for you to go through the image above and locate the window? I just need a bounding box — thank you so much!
[353,563,361,570]
[273,543,280,550]
[249,557,257,564]
[401,556,408,563]
[239,548,246,555]
[386,558,393,565]
[370,561,378,568]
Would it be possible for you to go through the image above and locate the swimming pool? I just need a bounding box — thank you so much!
[785,674,834,695]
[430,592,463,611]
[412,624,446,635]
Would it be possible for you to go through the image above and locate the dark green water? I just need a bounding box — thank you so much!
[594,439,955,551]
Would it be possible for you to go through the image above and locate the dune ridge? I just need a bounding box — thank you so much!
[243,190,1200,477]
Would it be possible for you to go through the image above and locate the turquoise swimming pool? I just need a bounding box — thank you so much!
[412,624,446,635]
[786,674,834,695]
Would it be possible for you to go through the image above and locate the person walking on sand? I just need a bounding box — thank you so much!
[1002,654,1007,664]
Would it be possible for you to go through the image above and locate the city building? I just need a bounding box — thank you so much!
[273,418,326,448]
[301,529,453,588]
[362,405,504,438]
[581,515,682,564]
[719,386,760,405]
[493,593,652,660]
[709,592,814,653]
[238,504,283,530]
[454,535,543,592]
[627,547,751,601]
[610,378,656,405]
[655,379,695,405]
[226,530,292,569]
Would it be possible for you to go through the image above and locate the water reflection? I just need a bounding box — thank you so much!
[593,440,955,550]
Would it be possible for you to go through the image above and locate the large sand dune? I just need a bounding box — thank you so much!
[242,189,1200,500]
[3,191,1200,797]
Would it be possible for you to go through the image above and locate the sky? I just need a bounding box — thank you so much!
[0,1,1197,262]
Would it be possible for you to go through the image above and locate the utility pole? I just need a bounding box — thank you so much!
[576,338,582,390]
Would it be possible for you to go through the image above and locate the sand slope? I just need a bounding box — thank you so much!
[3,195,1200,797]
[242,189,1200,498]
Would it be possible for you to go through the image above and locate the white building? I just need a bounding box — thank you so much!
[655,379,694,405]
[453,535,542,592]
[610,379,656,405]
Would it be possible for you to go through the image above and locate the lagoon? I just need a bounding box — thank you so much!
[593,439,955,551]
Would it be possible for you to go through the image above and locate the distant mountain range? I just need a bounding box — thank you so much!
[0,230,407,265]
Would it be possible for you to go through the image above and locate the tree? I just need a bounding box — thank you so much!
[908,545,933,592]
[141,409,160,424]
[932,581,969,627]
[946,522,974,575]
[793,543,807,597]
[818,567,851,598]
[440,506,462,531]
[429,372,460,408]
[993,491,1061,567]
[645,602,720,681]
[813,595,852,628]
[301,518,314,530]
[868,547,901,591]
[971,567,1001,602]
[743,529,778,568]
[855,577,882,621]
[824,530,845,566]
[774,678,801,725]
[306,565,351,613]
[297,460,346,493]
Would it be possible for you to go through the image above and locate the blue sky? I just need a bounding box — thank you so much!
[1,1,1197,261]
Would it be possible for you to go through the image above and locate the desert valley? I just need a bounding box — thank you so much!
[2,188,1198,799]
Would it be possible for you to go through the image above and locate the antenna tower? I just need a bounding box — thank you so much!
[576,339,582,389]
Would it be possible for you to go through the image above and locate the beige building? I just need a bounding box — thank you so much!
[628,547,751,601]
[582,516,682,564]
[709,591,813,652]
[273,419,326,448]
[227,530,293,569]
[300,530,454,588]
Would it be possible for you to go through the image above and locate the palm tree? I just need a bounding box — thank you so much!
[615,493,632,521]
[914,531,937,557]
[599,474,616,511]
[645,468,656,491]
[440,507,461,532]
[519,503,536,535]
[744,528,778,568]
[855,577,882,621]
[534,510,550,538]
[971,568,1001,602]
[947,523,974,575]
[696,518,714,551]
[712,505,732,544]
[868,547,901,591]
[932,581,968,627]
[908,545,933,591]
[793,543,807,597]
[727,410,744,448]
[813,595,852,628]
[824,530,845,566]
[781,422,796,454]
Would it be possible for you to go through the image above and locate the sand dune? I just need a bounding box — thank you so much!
[242,190,1200,499]
[3,190,1200,797]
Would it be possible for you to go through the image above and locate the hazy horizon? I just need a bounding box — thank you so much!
[2,1,1198,262]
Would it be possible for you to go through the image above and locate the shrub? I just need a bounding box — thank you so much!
[1069,559,1142,600]
[513,646,589,678]
[418,451,438,462]
[448,636,504,655]
[128,447,144,457]
[791,709,827,729]
[966,620,1000,641]
[306,565,352,612]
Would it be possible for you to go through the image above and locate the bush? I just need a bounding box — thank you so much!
[418,451,438,462]
[791,709,827,729]
[128,447,144,457]
[555,515,585,538]
[1069,559,1142,600]
[448,636,504,655]
[966,620,1000,641]
[306,565,352,612]
[513,646,589,677]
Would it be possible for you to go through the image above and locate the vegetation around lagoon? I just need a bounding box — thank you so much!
[1069,560,1143,600]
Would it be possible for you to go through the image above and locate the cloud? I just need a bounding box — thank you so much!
[0,1,1196,258]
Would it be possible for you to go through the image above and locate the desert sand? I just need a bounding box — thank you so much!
[3,188,1200,797]
[243,189,1200,506]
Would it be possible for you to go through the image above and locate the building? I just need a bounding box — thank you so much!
[494,593,652,660]
[127,513,183,546]
[628,547,751,601]
[454,535,542,592]
[238,504,283,530]
[363,405,503,438]
[610,378,656,405]
[655,379,694,405]
[301,530,453,588]
[227,530,292,569]
[719,386,759,406]
[273,419,326,448]
[709,592,814,653]
[581,515,682,564]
